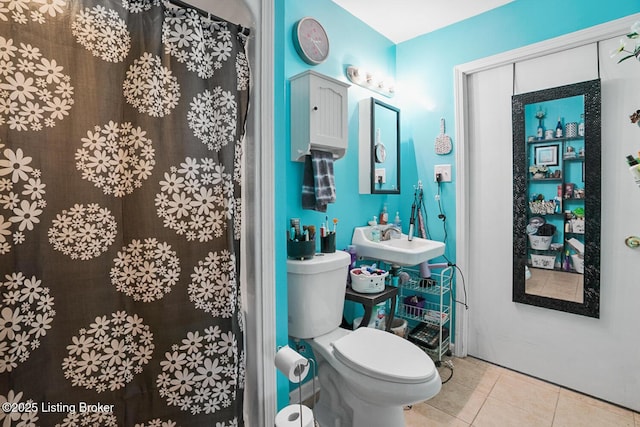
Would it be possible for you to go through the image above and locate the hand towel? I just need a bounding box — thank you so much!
[302,150,336,212]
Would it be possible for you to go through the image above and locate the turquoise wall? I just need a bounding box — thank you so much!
[282,0,398,252]
[275,0,398,407]
[275,0,640,409]
[396,0,640,281]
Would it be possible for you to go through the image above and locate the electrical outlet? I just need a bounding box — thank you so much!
[375,168,386,184]
[434,164,452,182]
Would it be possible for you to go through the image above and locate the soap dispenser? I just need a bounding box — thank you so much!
[379,204,388,225]
[393,211,402,228]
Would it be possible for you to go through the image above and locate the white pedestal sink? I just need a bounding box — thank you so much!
[351,226,445,266]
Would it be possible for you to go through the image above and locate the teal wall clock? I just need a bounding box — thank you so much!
[293,17,330,65]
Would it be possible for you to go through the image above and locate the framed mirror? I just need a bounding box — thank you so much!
[358,98,400,194]
[512,79,601,318]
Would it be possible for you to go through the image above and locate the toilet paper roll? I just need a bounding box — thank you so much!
[275,404,314,427]
[275,346,310,383]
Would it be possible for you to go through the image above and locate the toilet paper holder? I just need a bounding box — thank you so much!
[275,346,318,426]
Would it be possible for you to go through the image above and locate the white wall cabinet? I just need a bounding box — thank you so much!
[290,70,349,162]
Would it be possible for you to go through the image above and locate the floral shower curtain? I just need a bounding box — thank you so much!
[0,0,250,425]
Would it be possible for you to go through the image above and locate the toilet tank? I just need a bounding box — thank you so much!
[287,250,351,339]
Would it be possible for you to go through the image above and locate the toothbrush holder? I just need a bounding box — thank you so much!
[321,233,336,253]
[287,239,316,260]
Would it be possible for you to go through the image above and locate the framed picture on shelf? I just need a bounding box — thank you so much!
[534,144,559,166]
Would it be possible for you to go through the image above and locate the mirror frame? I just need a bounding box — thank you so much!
[369,98,400,194]
[512,79,601,318]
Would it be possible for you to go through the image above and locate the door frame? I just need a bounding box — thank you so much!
[452,14,639,357]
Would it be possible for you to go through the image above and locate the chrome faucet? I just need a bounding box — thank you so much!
[381,225,401,241]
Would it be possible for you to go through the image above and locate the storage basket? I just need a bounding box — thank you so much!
[531,254,556,269]
[350,268,388,293]
[528,234,552,250]
[408,323,450,350]
[571,254,584,274]
[570,218,585,234]
[403,295,425,317]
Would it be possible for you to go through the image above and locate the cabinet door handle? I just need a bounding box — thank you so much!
[312,106,318,111]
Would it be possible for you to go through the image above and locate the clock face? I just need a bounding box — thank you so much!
[293,17,329,65]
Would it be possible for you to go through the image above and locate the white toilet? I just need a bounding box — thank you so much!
[287,250,441,427]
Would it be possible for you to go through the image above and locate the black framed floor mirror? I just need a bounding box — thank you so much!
[512,79,601,318]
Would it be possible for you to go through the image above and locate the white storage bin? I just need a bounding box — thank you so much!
[531,254,556,270]
[350,268,388,293]
[571,254,584,274]
[528,234,552,250]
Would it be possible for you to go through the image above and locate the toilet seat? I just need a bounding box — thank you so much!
[332,327,436,384]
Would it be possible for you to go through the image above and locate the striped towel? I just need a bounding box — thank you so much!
[302,150,336,212]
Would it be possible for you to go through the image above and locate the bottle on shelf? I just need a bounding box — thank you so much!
[535,107,546,140]
[536,121,544,140]
[627,155,640,188]
[563,250,571,271]
[555,117,563,138]
[578,114,585,137]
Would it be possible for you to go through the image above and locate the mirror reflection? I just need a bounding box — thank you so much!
[512,79,601,318]
[370,98,400,194]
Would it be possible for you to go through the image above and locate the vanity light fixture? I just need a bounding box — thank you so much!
[346,65,395,98]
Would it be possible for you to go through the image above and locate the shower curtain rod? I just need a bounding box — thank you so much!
[167,0,217,19]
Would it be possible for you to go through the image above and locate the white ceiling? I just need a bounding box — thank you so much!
[332,0,514,44]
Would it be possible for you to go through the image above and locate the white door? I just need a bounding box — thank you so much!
[459,28,640,411]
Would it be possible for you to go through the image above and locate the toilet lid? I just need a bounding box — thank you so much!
[332,327,436,384]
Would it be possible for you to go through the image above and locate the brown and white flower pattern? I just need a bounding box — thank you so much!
[0,144,46,255]
[0,4,247,423]
[72,5,131,63]
[156,327,240,416]
[187,88,237,152]
[0,0,66,25]
[122,0,161,13]
[0,390,39,426]
[0,272,55,373]
[123,53,180,118]
[75,121,155,197]
[0,36,74,131]
[61,311,155,393]
[48,203,117,260]
[162,5,234,80]
[236,51,249,91]
[55,411,117,427]
[110,238,181,302]
[188,250,237,319]
[134,419,180,427]
[155,157,234,242]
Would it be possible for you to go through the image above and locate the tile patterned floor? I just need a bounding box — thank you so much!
[405,356,639,427]
[525,268,583,303]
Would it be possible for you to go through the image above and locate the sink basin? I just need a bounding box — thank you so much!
[351,226,445,266]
